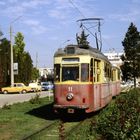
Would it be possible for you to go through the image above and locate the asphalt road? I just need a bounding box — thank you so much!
[0,91,53,108]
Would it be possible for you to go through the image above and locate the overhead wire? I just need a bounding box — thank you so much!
[68,0,103,50]
[68,0,114,51]
[68,0,86,18]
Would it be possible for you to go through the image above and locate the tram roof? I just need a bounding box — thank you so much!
[54,44,109,62]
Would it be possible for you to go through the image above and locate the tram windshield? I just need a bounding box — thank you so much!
[62,66,79,81]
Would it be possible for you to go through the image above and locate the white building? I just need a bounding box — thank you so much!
[38,67,54,78]
[104,49,123,67]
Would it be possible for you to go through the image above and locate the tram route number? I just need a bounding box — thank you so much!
[68,108,75,113]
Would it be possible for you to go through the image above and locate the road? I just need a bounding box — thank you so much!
[0,91,53,108]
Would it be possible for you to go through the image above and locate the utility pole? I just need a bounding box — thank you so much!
[10,16,22,87]
[10,25,14,86]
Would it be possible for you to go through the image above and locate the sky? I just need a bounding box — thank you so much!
[0,0,140,68]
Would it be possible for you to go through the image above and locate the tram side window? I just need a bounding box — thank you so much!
[112,69,116,81]
[118,69,120,80]
[90,58,93,82]
[104,63,108,82]
[54,64,60,82]
[104,63,111,82]
[81,63,89,82]
[112,68,120,81]
[97,61,101,82]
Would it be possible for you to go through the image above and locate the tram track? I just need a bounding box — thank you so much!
[63,115,97,139]
[21,115,95,140]
[64,119,88,138]
[21,120,60,140]
[21,120,84,140]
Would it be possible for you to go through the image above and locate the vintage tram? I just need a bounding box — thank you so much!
[53,45,121,113]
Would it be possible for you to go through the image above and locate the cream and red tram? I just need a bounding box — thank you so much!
[53,45,121,113]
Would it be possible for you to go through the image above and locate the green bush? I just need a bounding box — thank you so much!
[95,89,140,140]
[29,94,41,104]
[2,103,11,109]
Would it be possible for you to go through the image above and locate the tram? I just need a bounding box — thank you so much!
[53,44,121,113]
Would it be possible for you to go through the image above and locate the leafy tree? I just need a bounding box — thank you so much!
[13,32,33,85]
[120,61,132,82]
[22,52,33,84]
[121,22,140,87]
[0,37,11,87]
[0,29,3,37]
[76,29,89,49]
[0,30,38,86]
[31,67,39,81]
[14,32,25,57]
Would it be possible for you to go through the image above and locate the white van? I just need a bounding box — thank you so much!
[29,83,42,92]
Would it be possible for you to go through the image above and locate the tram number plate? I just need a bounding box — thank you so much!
[67,108,75,113]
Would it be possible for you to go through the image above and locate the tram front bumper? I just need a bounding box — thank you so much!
[53,104,89,109]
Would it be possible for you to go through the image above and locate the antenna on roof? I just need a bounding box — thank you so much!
[77,18,103,51]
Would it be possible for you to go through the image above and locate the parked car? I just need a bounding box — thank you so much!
[41,82,54,91]
[121,81,128,88]
[29,82,42,92]
[1,83,31,94]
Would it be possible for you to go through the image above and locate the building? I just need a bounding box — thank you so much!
[104,49,123,67]
[38,67,54,82]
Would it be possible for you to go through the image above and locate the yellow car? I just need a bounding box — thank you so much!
[1,83,32,94]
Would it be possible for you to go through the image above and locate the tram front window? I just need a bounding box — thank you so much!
[62,66,79,81]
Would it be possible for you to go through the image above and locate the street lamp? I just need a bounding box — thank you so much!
[10,16,22,86]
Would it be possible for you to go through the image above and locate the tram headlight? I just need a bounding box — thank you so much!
[66,93,73,101]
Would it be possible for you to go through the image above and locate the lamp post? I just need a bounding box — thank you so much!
[10,16,22,86]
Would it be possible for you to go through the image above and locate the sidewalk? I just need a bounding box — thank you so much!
[0,91,53,108]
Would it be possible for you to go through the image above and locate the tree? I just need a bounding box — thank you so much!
[31,67,39,81]
[13,32,33,85]
[0,36,11,87]
[0,29,3,37]
[14,32,25,57]
[76,29,89,49]
[22,52,33,84]
[120,61,132,82]
[121,22,140,87]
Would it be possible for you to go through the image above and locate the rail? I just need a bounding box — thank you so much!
[21,121,59,140]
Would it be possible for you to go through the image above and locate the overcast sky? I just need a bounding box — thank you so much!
[0,0,140,67]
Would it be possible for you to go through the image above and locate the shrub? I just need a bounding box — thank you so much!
[2,103,11,109]
[95,89,140,140]
[29,94,41,104]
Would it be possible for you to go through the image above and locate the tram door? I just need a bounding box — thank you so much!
[93,59,101,109]
[90,58,101,83]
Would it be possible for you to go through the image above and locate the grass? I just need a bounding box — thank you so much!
[1,89,139,140]
[0,96,55,140]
